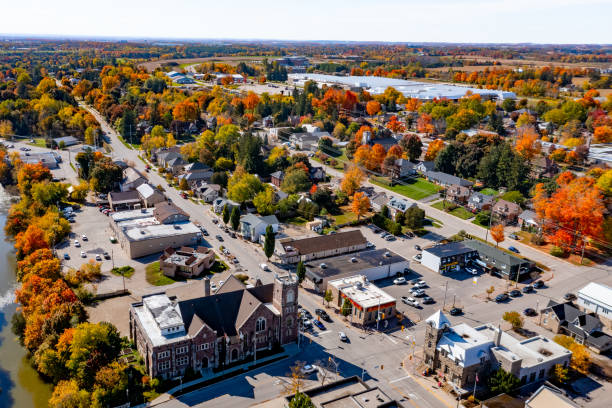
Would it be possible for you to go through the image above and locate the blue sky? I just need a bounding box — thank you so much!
[2,0,611,44]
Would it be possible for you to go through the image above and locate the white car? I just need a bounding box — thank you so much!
[401,296,419,307]
[366,241,374,248]
[95,254,102,261]
[339,331,348,342]
[260,263,269,271]
[81,234,88,241]
[411,288,425,297]
[393,277,406,285]
[414,281,427,288]
[80,251,86,258]
[412,254,422,263]
[211,283,218,292]
[301,364,318,375]
[74,240,80,247]
[466,267,478,275]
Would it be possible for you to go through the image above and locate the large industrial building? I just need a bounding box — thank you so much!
[289,73,516,101]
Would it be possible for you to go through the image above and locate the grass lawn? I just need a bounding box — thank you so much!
[29,137,47,148]
[145,261,177,286]
[479,188,498,196]
[110,266,135,278]
[209,260,229,274]
[472,218,490,229]
[287,216,308,226]
[331,209,359,225]
[371,178,441,201]
[431,201,474,220]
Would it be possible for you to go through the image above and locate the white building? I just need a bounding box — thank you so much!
[577,282,612,325]
[328,275,396,325]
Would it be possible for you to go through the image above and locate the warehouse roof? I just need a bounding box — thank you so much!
[424,242,476,258]
[306,249,408,280]
[282,230,366,256]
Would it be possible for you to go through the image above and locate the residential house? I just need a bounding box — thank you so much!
[387,196,417,217]
[52,136,80,147]
[120,167,147,192]
[290,131,329,150]
[194,182,221,203]
[183,162,211,173]
[366,136,398,151]
[446,184,471,205]
[270,170,284,188]
[153,202,190,224]
[518,210,540,229]
[540,300,612,354]
[165,156,187,175]
[159,246,215,278]
[108,190,142,211]
[309,166,326,182]
[492,199,521,225]
[239,214,279,242]
[384,158,417,179]
[466,192,494,212]
[136,183,165,208]
[577,283,612,327]
[416,161,435,174]
[424,171,473,188]
[213,198,239,214]
[154,147,182,166]
[277,230,367,264]
[370,192,389,212]
[129,274,298,379]
[178,169,213,188]
[423,310,572,390]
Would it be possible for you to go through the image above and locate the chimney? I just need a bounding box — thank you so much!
[495,324,502,346]
[204,277,211,297]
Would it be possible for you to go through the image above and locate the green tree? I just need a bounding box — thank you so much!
[501,190,525,205]
[281,168,312,194]
[489,368,521,396]
[404,206,425,229]
[324,290,334,306]
[230,206,240,231]
[341,298,352,317]
[296,261,306,284]
[227,167,264,203]
[263,225,275,260]
[288,391,315,408]
[120,109,136,144]
[222,204,230,224]
[179,177,189,190]
[400,134,423,162]
[253,186,277,215]
[89,160,123,193]
[237,133,264,174]
[31,181,68,206]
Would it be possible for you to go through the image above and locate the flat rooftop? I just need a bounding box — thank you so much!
[306,249,408,280]
[329,275,395,309]
[132,295,188,347]
[424,242,476,258]
[113,209,200,242]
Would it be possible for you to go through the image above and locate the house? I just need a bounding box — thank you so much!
[136,183,165,208]
[159,246,215,278]
[421,242,478,274]
[183,162,211,173]
[109,206,201,259]
[531,157,559,179]
[290,132,329,150]
[154,148,182,167]
[239,214,279,242]
[366,137,399,151]
[213,198,239,214]
[525,384,579,408]
[52,136,80,147]
[178,169,213,187]
[328,275,396,325]
[121,168,147,192]
[384,158,417,179]
[423,310,572,390]
[193,182,221,203]
[387,196,417,217]
[305,249,410,293]
[467,192,494,212]
[424,171,473,188]
[108,190,142,211]
[577,282,612,327]
[446,184,471,204]
[309,166,325,182]
[129,274,298,379]
[370,192,389,212]
[165,156,187,175]
[481,394,524,408]
[270,170,284,188]
[463,240,532,281]
[416,161,435,174]
[277,230,367,264]
[492,199,521,225]
[518,210,540,229]
[539,300,612,354]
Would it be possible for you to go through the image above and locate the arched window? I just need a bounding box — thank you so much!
[231,348,238,361]
[256,317,266,332]
[286,290,295,304]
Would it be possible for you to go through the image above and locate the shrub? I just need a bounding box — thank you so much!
[550,246,565,257]
[234,273,249,284]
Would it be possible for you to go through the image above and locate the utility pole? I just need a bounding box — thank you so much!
[485,203,495,243]
[442,281,448,310]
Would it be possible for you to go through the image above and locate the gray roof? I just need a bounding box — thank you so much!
[417,161,435,172]
[136,183,157,199]
[468,192,494,206]
[463,239,529,268]
[519,210,538,222]
[109,190,141,204]
[306,249,407,280]
[53,136,80,146]
[425,171,473,187]
[424,242,477,258]
[123,167,144,184]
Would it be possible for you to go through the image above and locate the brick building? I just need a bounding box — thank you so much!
[129,275,298,379]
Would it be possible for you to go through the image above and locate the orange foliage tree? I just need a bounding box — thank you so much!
[417,113,435,135]
[405,98,421,112]
[15,224,49,259]
[386,116,405,133]
[593,126,612,143]
[424,139,444,161]
[341,166,364,197]
[490,224,505,248]
[371,144,387,170]
[354,125,372,145]
[351,192,371,221]
[515,126,541,159]
[366,100,381,116]
[354,145,373,170]
[172,100,199,122]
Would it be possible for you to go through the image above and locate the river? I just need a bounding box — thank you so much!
[0,187,53,408]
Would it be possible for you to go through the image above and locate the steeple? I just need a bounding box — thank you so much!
[426,310,451,329]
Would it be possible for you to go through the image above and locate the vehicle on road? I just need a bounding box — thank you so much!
[533,280,545,289]
[315,309,331,322]
[509,234,519,240]
[401,296,419,307]
[450,307,462,316]
[232,258,239,264]
[230,232,237,238]
[366,241,374,248]
[180,192,188,199]
[414,245,421,251]
[301,364,318,375]
[495,293,509,302]
[508,246,520,253]
[80,251,86,258]
[109,236,117,243]
[393,277,406,285]
[313,320,325,330]
[564,293,576,301]
[63,253,70,260]
[212,219,219,224]
[200,227,209,236]
[509,289,521,297]
[215,235,223,241]
[260,263,269,271]
[412,254,422,263]
[82,234,88,241]
[422,296,435,304]
[411,289,426,297]
[339,332,348,342]
[522,285,534,293]
[409,278,420,285]
[414,281,427,288]
[95,254,102,261]
[103,251,110,259]
[385,235,396,241]
[74,240,80,247]
[524,308,537,316]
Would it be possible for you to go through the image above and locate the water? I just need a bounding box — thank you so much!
[0,187,53,408]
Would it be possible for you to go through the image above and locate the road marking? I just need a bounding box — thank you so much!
[384,333,398,344]
[389,375,411,384]
[317,330,333,335]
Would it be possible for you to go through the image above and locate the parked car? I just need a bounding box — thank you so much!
[449,307,462,316]
[422,296,434,304]
[509,289,522,298]
[82,234,88,241]
[260,263,269,271]
[366,241,374,248]
[414,281,427,289]
[315,309,331,322]
[564,293,576,301]
[412,254,422,263]
[109,236,117,243]
[411,289,426,297]
[495,293,509,302]
[74,240,80,247]
[313,320,325,330]
[301,319,312,329]
[215,235,223,241]
[95,254,102,261]
[301,310,313,320]
[339,332,348,342]
[103,251,110,260]
[405,231,414,238]
[524,308,537,316]
[201,228,209,236]
[508,246,520,253]
[401,296,419,307]
[301,364,318,375]
[533,280,545,289]
[522,285,534,293]
[230,232,236,238]
[180,192,188,199]
[385,235,396,241]
[80,251,86,258]
[409,279,420,285]
[466,267,478,275]
[63,253,70,260]
[509,234,519,240]
[393,277,406,285]
[414,245,422,251]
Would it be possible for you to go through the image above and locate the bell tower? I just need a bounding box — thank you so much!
[273,274,298,345]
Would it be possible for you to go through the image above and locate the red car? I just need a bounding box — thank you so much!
[180,192,188,199]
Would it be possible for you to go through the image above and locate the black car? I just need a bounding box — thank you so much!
[564,293,576,301]
[495,293,509,302]
[201,228,209,236]
[449,307,463,316]
[533,280,545,289]
[215,235,223,241]
[315,309,331,322]
[422,296,435,304]
[414,245,422,251]
[509,289,522,298]
[523,308,537,316]
[522,285,534,293]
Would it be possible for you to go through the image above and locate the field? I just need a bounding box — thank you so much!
[431,201,474,220]
[371,177,441,201]
[140,55,269,72]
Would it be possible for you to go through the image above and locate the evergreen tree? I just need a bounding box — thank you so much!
[222,204,230,224]
[341,298,352,317]
[230,207,240,231]
[263,225,275,260]
[489,368,521,395]
[289,391,315,408]
[296,261,306,284]
[120,109,136,144]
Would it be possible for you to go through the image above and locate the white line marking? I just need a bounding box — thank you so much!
[384,333,398,344]
[389,375,411,384]
[317,330,333,335]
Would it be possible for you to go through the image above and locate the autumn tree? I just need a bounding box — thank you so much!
[366,100,381,116]
[417,113,435,135]
[424,139,444,161]
[490,224,505,248]
[173,100,199,122]
[354,145,374,170]
[15,224,49,259]
[502,311,523,330]
[371,144,386,170]
[515,126,541,159]
[340,166,364,197]
[386,115,405,133]
[350,192,370,221]
[593,125,612,143]
[0,120,13,138]
[554,335,591,375]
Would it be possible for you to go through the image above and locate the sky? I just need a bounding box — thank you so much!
[2,0,611,44]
